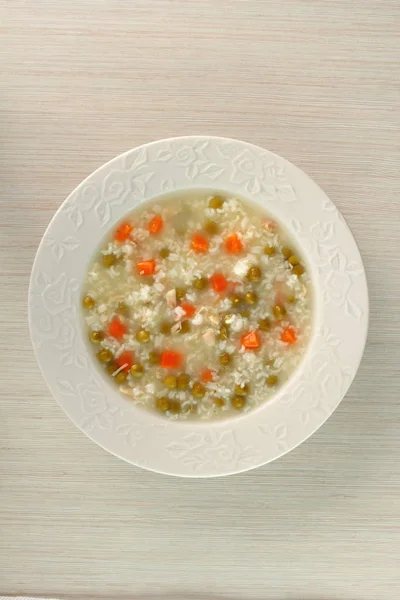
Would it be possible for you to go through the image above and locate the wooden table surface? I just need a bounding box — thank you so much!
[1,1,400,599]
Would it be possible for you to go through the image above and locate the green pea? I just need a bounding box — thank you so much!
[232,396,246,410]
[115,371,128,384]
[164,375,177,389]
[292,264,305,276]
[179,320,191,334]
[193,276,208,290]
[177,373,191,389]
[103,253,117,268]
[176,287,187,301]
[148,351,161,365]
[130,364,144,378]
[247,266,262,281]
[235,384,249,396]
[288,255,300,266]
[208,196,224,209]
[90,330,105,343]
[258,318,271,331]
[273,305,286,319]
[117,302,130,316]
[156,397,170,412]
[159,247,170,259]
[191,382,206,398]
[82,295,95,309]
[266,375,278,387]
[229,293,242,306]
[244,291,258,305]
[213,397,225,408]
[97,348,113,363]
[204,220,220,235]
[160,321,172,335]
[169,400,181,414]
[219,353,232,367]
[136,329,150,343]
[264,245,276,256]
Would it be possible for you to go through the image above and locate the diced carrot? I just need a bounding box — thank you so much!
[241,330,261,350]
[225,233,243,254]
[201,368,215,383]
[160,350,184,369]
[191,233,209,253]
[115,222,133,243]
[181,303,196,318]
[281,327,297,344]
[136,259,156,276]
[148,215,164,235]
[108,317,127,340]
[210,272,228,293]
[116,351,134,371]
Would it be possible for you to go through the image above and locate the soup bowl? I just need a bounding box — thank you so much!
[28,136,368,477]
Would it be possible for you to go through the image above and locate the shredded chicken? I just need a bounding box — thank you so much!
[174,306,186,321]
[208,313,219,326]
[203,328,216,346]
[119,385,135,397]
[166,288,177,308]
[113,364,128,376]
[263,219,278,233]
[171,322,181,333]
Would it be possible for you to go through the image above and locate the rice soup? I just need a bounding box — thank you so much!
[82,191,312,420]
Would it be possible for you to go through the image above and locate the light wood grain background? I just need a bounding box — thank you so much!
[1,1,400,599]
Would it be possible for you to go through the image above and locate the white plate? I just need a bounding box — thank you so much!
[28,136,368,477]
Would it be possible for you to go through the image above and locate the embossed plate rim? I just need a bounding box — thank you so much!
[28,136,369,477]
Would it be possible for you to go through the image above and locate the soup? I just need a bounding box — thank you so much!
[82,191,312,420]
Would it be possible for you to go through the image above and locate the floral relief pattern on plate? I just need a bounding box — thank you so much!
[291,217,365,320]
[166,430,262,474]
